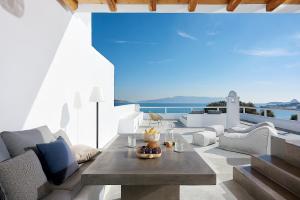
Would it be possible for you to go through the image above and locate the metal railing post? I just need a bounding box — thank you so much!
[264,110,267,117]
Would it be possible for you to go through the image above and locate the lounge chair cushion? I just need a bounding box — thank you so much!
[0,150,49,200]
[219,126,278,155]
[0,136,10,162]
[1,126,55,157]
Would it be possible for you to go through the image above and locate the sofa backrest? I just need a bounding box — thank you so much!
[0,126,56,157]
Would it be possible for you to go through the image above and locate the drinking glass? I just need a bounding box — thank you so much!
[127,135,136,148]
[174,140,184,152]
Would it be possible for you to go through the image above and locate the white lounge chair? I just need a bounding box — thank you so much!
[219,126,278,155]
[227,122,275,133]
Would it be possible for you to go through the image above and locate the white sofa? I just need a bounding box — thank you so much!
[219,126,278,155]
[180,113,226,128]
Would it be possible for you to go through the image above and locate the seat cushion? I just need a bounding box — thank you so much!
[36,137,79,185]
[41,190,72,200]
[49,159,95,198]
[0,151,49,200]
[0,136,10,162]
[193,131,217,147]
[1,126,55,157]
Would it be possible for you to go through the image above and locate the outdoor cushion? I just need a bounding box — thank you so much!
[36,137,79,185]
[41,190,72,200]
[71,144,100,164]
[49,159,95,198]
[190,110,204,114]
[0,136,10,162]
[0,150,49,200]
[193,131,217,146]
[207,110,222,114]
[0,183,6,200]
[53,129,72,147]
[1,126,55,157]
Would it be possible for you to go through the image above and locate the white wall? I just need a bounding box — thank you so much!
[0,0,71,130]
[241,113,300,133]
[23,13,116,148]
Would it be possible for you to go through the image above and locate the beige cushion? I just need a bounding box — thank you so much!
[71,145,100,164]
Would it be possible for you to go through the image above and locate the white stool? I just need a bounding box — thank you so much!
[204,125,224,136]
[193,131,217,147]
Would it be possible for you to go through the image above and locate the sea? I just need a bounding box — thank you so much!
[115,102,298,120]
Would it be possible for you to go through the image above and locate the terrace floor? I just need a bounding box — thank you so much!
[105,120,300,200]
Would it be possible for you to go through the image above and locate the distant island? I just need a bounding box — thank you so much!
[137,96,224,104]
[261,99,300,110]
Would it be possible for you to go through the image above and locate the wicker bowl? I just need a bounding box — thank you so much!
[136,150,162,159]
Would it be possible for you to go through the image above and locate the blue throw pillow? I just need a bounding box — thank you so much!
[36,137,79,185]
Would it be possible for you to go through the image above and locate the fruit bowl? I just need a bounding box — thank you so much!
[144,128,160,142]
[136,145,162,159]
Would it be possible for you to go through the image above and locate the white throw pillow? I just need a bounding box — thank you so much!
[71,145,100,164]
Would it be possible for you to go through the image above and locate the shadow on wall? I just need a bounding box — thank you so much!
[0,0,24,17]
[60,103,70,131]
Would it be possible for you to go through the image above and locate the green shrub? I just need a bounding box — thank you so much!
[260,110,275,118]
[291,114,298,121]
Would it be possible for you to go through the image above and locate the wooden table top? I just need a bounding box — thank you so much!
[82,134,216,186]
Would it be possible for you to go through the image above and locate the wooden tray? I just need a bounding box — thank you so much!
[136,151,162,159]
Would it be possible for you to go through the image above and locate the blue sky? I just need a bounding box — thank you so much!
[92,14,300,103]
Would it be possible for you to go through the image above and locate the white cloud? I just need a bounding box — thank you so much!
[177,31,198,40]
[238,48,300,57]
[113,40,157,45]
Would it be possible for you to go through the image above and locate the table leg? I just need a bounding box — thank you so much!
[121,185,179,200]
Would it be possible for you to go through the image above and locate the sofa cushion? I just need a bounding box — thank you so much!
[1,126,55,157]
[71,144,100,164]
[0,183,7,200]
[49,159,95,198]
[190,110,204,114]
[36,137,79,185]
[53,130,72,147]
[41,190,72,200]
[208,110,222,114]
[0,136,10,162]
[0,150,49,200]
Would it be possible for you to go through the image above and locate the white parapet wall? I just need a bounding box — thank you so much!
[241,113,300,133]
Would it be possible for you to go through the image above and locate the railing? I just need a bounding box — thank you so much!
[140,106,227,114]
[140,106,300,121]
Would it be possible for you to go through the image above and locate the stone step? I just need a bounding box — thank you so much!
[233,166,298,200]
[271,136,300,168]
[251,155,300,198]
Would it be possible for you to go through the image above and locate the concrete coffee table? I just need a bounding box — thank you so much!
[82,134,216,200]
